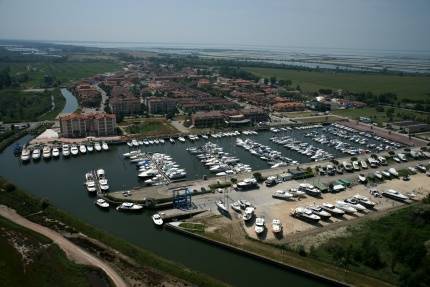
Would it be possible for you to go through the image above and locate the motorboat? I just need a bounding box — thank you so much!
[52,147,60,158]
[271,219,282,234]
[335,201,357,214]
[94,142,102,152]
[70,145,79,156]
[102,142,109,151]
[116,202,143,212]
[378,156,388,166]
[169,138,175,144]
[272,190,294,200]
[374,170,383,179]
[388,168,398,177]
[255,217,266,234]
[237,178,258,190]
[265,176,278,187]
[85,172,97,193]
[238,200,252,209]
[97,169,109,191]
[352,161,360,171]
[321,203,345,217]
[408,167,417,174]
[289,188,306,198]
[416,164,426,173]
[342,161,353,172]
[87,144,94,152]
[381,170,391,178]
[343,198,367,211]
[382,189,409,201]
[132,139,139,146]
[352,194,376,208]
[242,207,255,221]
[79,144,87,154]
[358,174,367,184]
[178,137,186,143]
[42,146,51,160]
[127,141,133,147]
[152,213,164,226]
[20,148,31,162]
[32,148,41,160]
[95,198,109,209]
[308,206,331,220]
[216,200,229,214]
[360,160,368,169]
[62,144,70,157]
[291,207,320,223]
[393,156,401,163]
[230,201,241,212]
[138,169,158,179]
[298,183,321,197]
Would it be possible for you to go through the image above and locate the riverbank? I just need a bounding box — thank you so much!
[0,177,229,287]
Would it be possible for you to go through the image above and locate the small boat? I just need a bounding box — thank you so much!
[335,201,357,214]
[352,194,376,208]
[381,170,391,178]
[132,139,139,146]
[255,217,265,234]
[97,169,109,191]
[289,188,306,198]
[178,137,186,143]
[116,202,143,212]
[216,200,229,214]
[352,161,360,171]
[62,145,70,157]
[321,203,345,217]
[343,198,367,211]
[127,142,133,147]
[52,147,60,158]
[87,144,94,152]
[374,171,383,179]
[416,164,427,173]
[360,160,368,169]
[291,207,320,222]
[388,168,398,177]
[242,207,255,221]
[32,148,41,160]
[85,172,97,193]
[271,219,282,234]
[152,213,164,226]
[382,189,409,201]
[237,178,258,190]
[79,144,87,154]
[70,145,79,156]
[102,142,109,151]
[94,142,102,152]
[272,190,294,200]
[308,205,331,219]
[169,138,175,144]
[20,148,31,162]
[42,146,51,160]
[358,174,367,183]
[95,198,110,209]
[230,201,242,212]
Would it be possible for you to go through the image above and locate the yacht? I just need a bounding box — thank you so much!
[169,138,175,144]
[242,207,255,221]
[70,145,79,156]
[159,139,165,144]
[358,174,367,184]
[291,207,320,223]
[102,142,109,151]
[352,195,376,208]
[52,147,60,158]
[308,205,331,220]
[20,148,31,162]
[94,142,102,152]
[374,170,383,179]
[388,168,398,177]
[85,172,97,193]
[335,201,357,214]
[382,189,409,201]
[152,213,164,226]
[216,200,229,214]
[132,139,139,147]
[42,146,51,160]
[360,160,368,169]
[255,217,265,234]
[352,161,360,171]
[116,202,143,212]
[298,183,321,197]
[381,170,391,178]
[79,144,87,154]
[138,169,158,179]
[230,201,242,212]
[97,169,109,191]
[32,148,41,160]
[271,219,282,234]
[343,198,367,211]
[62,145,70,157]
[342,161,353,172]
[416,164,427,173]
[95,198,109,209]
[272,190,294,200]
[289,188,306,198]
[178,137,186,143]
[237,178,258,190]
[321,203,345,217]
[87,144,94,152]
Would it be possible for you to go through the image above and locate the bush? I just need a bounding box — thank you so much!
[253,172,265,183]
[3,182,16,192]
[230,178,237,184]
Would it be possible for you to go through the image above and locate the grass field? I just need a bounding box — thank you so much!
[0,215,96,287]
[333,107,430,125]
[124,118,179,136]
[245,67,430,102]
[1,61,121,88]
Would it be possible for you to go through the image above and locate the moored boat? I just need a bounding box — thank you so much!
[116,202,143,212]
[95,198,110,209]
[152,213,164,226]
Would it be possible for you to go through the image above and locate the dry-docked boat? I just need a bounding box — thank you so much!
[321,203,345,217]
[382,189,409,201]
[271,219,282,234]
[254,217,266,234]
[291,207,321,223]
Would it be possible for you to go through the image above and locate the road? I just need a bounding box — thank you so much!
[0,205,128,287]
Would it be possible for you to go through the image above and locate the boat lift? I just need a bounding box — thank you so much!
[173,188,192,210]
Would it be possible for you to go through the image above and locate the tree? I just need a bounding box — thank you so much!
[386,107,395,121]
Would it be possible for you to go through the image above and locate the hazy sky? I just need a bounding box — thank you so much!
[0,0,429,51]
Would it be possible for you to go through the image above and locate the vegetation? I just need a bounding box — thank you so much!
[124,118,179,136]
[208,181,232,190]
[179,222,206,233]
[309,203,430,286]
[0,216,100,287]
[245,67,430,102]
[0,178,228,287]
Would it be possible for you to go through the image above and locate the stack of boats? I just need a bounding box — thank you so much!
[20,142,109,163]
[127,138,166,147]
[270,136,333,162]
[188,142,252,176]
[236,138,296,168]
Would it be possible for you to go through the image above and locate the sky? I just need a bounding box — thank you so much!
[0,0,429,51]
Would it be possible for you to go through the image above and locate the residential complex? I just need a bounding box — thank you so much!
[59,112,117,138]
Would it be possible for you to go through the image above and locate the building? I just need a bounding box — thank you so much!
[59,112,117,138]
[109,86,141,116]
[192,111,225,128]
[242,108,270,123]
[146,97,177,114]
[74,84,101,108]
[390,121,430,134]
[272,102,305,112]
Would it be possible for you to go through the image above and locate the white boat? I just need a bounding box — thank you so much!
[308,206,331,219]
[343,198,367,211]
[116,202,143,212]
[271,219,282,234]
[169,138,175,144]
[70,145,79,156]
[321,203,345,217]
[62,145,70,157]
[352,194,376,208]
[127,142,133,147]
[94,142,102,152]
[138,169,158,179]
[272,190,294,200]
[87,144,94,152]
[230,201,241,212]
[335,201,357,214]
[132,139,139,146]
[85,172,97,193]
[52,147,60,158]
[242,207,255,221]
[97,169,109,191]
[216,200,229,214]
[388,167,399,177]
[358,174,367,183]
[352,161,360,171]
[152,213,164,226]
[291,207,320,222]
[178,137,186,143]
[382,189,409,201]
[289,188,306,198]
[32,148,41,160]
[42,146,51,159]
[95,198,109,209]
[374,171,383,179]
[20,148,31,162]
[102,142,109,151]
[255,217,265,234]
[360,160,368,169]
[237,178,258,189]
[79,144,87,154]
[381,170,391,178]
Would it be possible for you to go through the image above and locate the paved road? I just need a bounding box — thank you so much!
[0,205,128,287]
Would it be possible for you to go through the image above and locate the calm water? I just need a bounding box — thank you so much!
[60,88,78,113]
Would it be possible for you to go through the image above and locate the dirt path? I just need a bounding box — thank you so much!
[0,205,128,287]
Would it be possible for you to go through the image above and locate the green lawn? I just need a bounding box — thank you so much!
[245,67,430,102]
[0,216,95,287]
[125,118,179,136]
[333,107,430,125]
